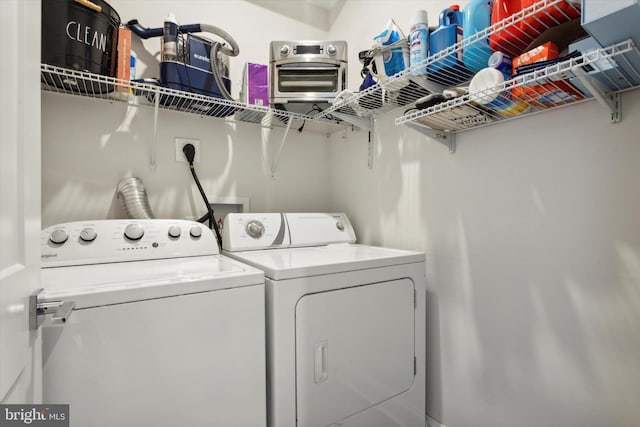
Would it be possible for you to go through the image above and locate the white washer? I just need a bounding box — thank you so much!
[222,213,426,427]
[40,219,266,427]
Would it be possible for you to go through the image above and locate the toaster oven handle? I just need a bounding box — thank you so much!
[280,81,336,88]
[275,58,343,67]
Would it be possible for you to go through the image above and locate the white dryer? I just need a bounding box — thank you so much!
[222,213,426,427]
[40,219,266,427]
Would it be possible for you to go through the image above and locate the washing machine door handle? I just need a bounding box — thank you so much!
[29,288,76,330]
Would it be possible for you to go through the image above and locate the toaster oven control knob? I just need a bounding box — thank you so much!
[246,220,265,239]
[189,226,202,239]
[49,229,68,245]
[327,44,337,56]
[79,227,97,242]
[168,226,182,239]
[280,45,290,57]
[124,223,144,241]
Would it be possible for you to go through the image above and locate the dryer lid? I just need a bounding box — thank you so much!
[224,244,424,280]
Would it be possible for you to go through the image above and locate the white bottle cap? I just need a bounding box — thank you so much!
[413,10,428,25]
[469,68,505,104]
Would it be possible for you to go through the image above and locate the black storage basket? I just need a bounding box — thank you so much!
[42,0,121,94]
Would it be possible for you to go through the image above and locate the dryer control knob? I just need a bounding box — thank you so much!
[79,228,97,242]
[190,226,203,239]
[168,226,182,239]
[327,44,337,56]
[49,229,69,245]
[336,221,345,231]
[246,220,265,239]
[280,45,290,56]
[124,223,144,241]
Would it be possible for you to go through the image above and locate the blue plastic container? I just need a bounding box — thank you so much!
[158,61,235,117]
[462,0,494,73]
[373,19,409,78]
[428,5,466,84]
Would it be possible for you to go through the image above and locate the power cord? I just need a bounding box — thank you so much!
[182,143,223,248]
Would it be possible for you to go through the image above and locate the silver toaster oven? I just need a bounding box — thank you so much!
[270,40,347,109]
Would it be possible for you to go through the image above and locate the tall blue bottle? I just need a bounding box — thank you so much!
[428,5,465,84]
[463,0,494,73]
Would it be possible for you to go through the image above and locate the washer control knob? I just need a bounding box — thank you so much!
[190,226,203,239]
[49,229,68,245]
[124,223,144,241]
[336,221,345,231]
[246,220,265,239]
[280,45,290,56]
[79,227,97,242]
[168,226,182,239]
[327,44,337,56]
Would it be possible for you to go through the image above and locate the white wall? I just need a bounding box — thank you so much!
[41,92,332,227]
[41,0,333,227]
[330,90,640,427]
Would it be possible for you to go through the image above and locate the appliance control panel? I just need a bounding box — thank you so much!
[269,40,348,62]
[41,219,218,267]
[221,213,290,252]
[222,213,356,252]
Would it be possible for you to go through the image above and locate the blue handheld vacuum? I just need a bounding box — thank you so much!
[127,14,240,107]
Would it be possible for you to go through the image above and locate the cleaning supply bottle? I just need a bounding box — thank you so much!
[462,0,494,73]
[489,0,529,56]
[409,10,429,76]
[428,5,466,84]
[373,19,409,79]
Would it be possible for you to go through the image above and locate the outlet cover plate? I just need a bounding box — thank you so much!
[175,138,200,163]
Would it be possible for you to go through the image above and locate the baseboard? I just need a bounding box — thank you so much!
[426,414,446,427]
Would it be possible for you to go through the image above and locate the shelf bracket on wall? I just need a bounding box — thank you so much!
[332,112,373,131]
[404,122,456,154]
[407,74,446,95]
[573,67,621,123]
[331,112,377,169]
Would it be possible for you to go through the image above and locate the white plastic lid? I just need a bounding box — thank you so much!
[469,68,505,104]
[413,10,428,25]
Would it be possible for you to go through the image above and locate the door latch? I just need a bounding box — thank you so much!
[29,288,76,330]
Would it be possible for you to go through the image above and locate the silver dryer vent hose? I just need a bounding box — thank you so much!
[117,177,156,219]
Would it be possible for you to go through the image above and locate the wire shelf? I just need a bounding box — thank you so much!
[40,64,348,135]
[316,0,583,121]
[396,39,640,132]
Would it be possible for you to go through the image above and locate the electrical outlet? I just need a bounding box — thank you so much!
[175,138,201,163]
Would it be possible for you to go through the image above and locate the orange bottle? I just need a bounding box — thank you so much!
[489,0,532,57]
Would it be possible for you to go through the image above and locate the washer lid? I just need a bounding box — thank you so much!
[224,244,424,280]
[40,255,264,309]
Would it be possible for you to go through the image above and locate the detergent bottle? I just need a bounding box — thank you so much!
[520,0,581,33]
[489,0,530,56]
[409,10,429,75]
[428,5,466,84]
[372,19,409,79]
[462,0,494,73]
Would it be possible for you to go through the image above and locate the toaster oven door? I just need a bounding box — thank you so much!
[273,62,344,102]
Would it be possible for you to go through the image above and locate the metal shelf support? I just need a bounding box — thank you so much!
[404,122,456,154]
[573,67,622,123]
[332,112,373,131]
